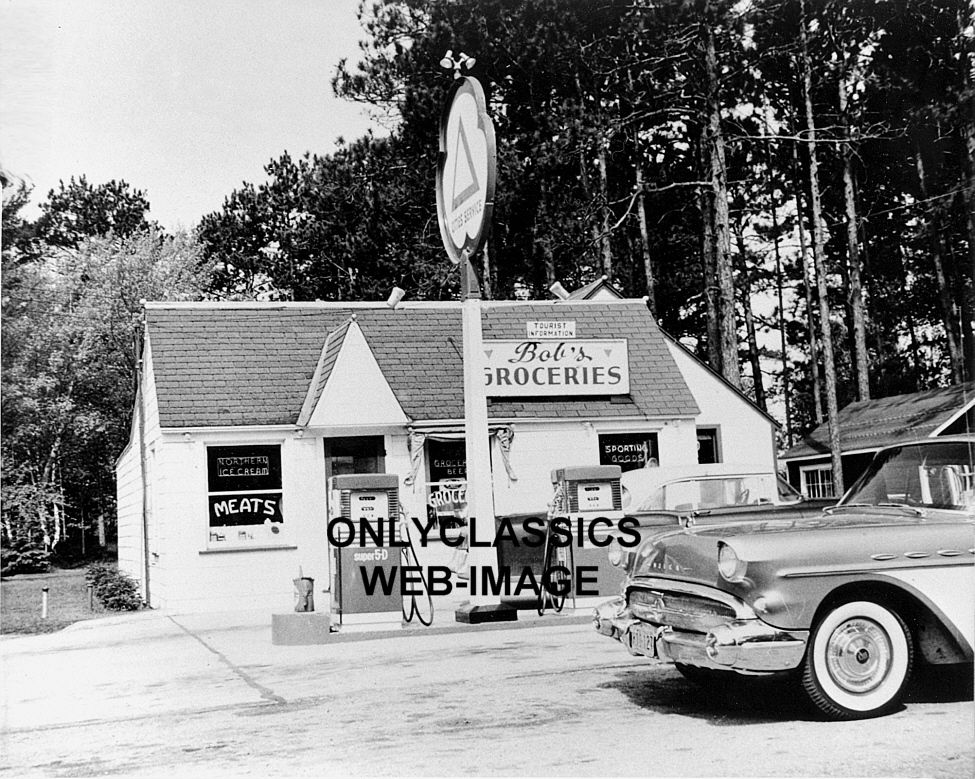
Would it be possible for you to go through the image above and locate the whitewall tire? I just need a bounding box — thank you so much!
[802,599,913,720]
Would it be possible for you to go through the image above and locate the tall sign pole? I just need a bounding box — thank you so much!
[436,63,515,623]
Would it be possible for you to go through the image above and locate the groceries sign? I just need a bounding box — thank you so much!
[483,340,629,397]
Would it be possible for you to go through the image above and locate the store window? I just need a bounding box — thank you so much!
[598,432,659,472]
[697,427,721,464]
[428,440,467,481]
[800,465,836,499]
[206,444,284,548]
[426,440,467,533]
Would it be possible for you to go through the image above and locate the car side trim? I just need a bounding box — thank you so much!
[779,557,973,579]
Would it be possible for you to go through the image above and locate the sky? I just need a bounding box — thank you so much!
[1,0,381,230]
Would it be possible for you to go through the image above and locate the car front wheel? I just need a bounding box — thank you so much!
[802,599,913,720]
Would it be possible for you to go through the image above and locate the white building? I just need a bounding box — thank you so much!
[116,298,777,614]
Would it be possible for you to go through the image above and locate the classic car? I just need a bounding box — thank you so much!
[594,436,975,719]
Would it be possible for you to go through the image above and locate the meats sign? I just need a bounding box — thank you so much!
[482,339,629,397]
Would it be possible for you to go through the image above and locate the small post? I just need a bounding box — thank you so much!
[87,584,94,611]
[41,587,49,619]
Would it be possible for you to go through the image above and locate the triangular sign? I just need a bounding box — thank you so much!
[451,120,480,209]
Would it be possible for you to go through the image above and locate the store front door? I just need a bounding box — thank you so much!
[324,436,386,520]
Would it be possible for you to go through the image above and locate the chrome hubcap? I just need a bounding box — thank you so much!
[826,618,892,693]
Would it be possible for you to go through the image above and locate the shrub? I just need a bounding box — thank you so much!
[1,538,51,577]
[85,562,143,611]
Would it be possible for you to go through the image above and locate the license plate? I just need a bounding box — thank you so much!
[626,624,657,658]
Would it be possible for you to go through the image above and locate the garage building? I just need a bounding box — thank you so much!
[116,298,777,613]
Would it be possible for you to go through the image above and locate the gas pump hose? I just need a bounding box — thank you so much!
[399,509,434,626]
[538,516,573,616]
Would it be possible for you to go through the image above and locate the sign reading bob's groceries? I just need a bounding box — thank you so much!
[483,339,629,396]
[206,445,284,546]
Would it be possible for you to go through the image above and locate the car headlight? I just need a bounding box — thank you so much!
[717,542,747,582]
[608,538,623,567]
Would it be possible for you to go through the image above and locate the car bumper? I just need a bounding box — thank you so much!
[593,596,808,674]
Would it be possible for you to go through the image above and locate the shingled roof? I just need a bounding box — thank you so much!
[144,299,700,429]
[563,275,624,300]
[783,382,975,460]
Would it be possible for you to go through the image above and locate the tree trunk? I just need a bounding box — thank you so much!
[962,116,975,380]
[578,148,604,272]
[960,4,975,380]
[791,122,823,425]
[703,3,740,387]
[859,221,889,394]
[736,229,767,411]
[767,148,792,443]
[539,237,556,292]
[915,149,964,383]
[597,146,613,279]
[480,241,493,300]
[838,76,870,400]
[906,307,925,388]
[743,298,766,411]
[634,160,657,314]
[698,149,721,370]
[800,0,844,496]
[537,182,558,289]
[625,53,657,315]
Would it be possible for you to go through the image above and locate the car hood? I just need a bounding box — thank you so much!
[630,508,974,587]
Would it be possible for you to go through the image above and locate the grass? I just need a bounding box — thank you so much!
[1,566,122,635]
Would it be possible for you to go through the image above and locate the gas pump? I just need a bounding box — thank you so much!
[549,465,624,598]
[327,473,433,627]
[328,474,401,625]
[550,465,623,520]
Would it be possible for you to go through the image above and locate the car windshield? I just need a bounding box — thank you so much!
[777,475,803,504]
[635,474,776,512]
[840,441,975,512]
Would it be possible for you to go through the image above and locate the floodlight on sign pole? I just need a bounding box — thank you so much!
[434,55,514,624]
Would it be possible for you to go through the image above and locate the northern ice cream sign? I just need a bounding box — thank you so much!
[483,340,629,396]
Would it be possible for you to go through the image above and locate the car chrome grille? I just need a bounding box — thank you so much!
[627,587,736,632]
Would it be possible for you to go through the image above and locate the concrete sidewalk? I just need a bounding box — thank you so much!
[0,597,597,734]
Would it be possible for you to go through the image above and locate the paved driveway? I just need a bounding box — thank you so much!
[1,610,972,776]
